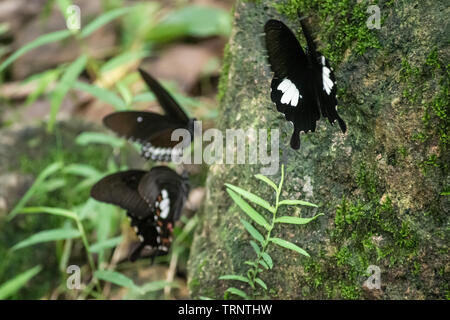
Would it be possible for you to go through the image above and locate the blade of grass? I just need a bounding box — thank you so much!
[74,81,126,110]
[13,206,77,220]
[0,266,42,299]
[94,270,143,293]
[48,54,87,132]
[0,30,72,73]
[81,7,133,38]
[7,162,62,220]
[11,228,81,251]
[75,132,125,148]
[89,236,122,253]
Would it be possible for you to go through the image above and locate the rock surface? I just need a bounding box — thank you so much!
[187,0,449,299]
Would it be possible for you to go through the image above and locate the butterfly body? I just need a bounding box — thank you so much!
[103,69,195,162]
[90,166,189,261]
[264,15,346,149]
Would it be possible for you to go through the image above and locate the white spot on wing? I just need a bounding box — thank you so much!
[159,189,170,219]
[321,56,334,95]
[277,78,301,107]
[137,116,143,123]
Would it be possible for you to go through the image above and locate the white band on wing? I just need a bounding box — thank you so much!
[277,78,302,107]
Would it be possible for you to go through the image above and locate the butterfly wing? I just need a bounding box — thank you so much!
[265,19,320,149]
[317,55,347,133]
[298,12,347,134]
[134,166,189,255]
[138,68,190,124]
[138,166,189,222]
[90,170,151,219]
[103,111,187,161]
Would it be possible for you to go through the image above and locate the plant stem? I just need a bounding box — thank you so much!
[75,217,102,294]
[248,165,284,297]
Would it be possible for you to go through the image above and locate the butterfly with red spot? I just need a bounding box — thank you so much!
[103,68,195,162]
[264,11,346,149]
[90,166,190,261]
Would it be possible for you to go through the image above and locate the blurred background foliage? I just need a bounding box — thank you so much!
[0,0,233,299]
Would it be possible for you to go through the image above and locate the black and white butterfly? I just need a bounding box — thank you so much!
[264,12,346,149]
[90,166,190,261]
[103,68,195,162]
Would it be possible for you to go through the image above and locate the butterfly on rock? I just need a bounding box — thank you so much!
[103,68,195,162]
[90,166,190,261]
[264,11,347,149]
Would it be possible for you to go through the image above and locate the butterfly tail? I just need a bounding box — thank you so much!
[337,116,347,134]
[290,128,301,150]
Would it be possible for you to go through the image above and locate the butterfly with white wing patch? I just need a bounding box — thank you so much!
[264,11,346,149]
[90,166,190,262]
[103,68,195,162]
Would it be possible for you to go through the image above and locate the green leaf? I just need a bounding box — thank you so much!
[63,164,102,178]
[94,270,143,293]
[240,219,265,245]
[74,81,126,110]
[75,132,125,148]
[275,213,324,225]
[0,30,72,73]
[56,0,73,21]
[81,7,133,38]
[132,92,156,103]
[11,228,81,251]
[13,206,78,220]
[147,6,231,42]
[277,164,285,198]
[255,278,267,291]
[259,260,269,270]
[244,261,258,268]
[198,296,213,300]
[225,183,275,214]
[219,275,250,284]
[249,240,261,256]
[227,189,271,230]
[48,55,87,132]
[0,266,42,299]
[24,69,61,106]
[7,162,63,220]
[224,287,249,300]
[261,252,273,269]
[89,236,123,253]
[269,238,310,257]
[254,174,278,192]
[100,50,148,73]
[278,199,318,207]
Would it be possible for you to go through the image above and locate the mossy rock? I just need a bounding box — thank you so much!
[187,0,449,299]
